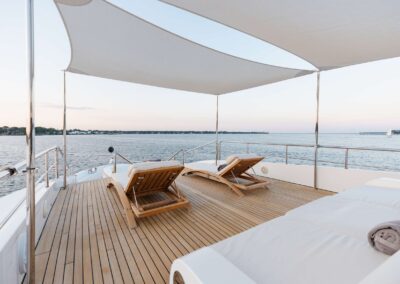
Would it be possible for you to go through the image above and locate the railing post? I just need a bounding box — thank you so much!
[285,145,288,164]
[344,148,349,169]
[218,141,222,160]
[55,148,59,178]
[246,143,249,154]
[45,152,49,187]
[112,152,117,173]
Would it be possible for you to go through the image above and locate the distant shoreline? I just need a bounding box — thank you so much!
[0,126,268,136]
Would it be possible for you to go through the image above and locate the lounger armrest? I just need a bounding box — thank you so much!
[169,247,255,284]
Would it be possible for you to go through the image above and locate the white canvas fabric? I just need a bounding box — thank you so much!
[163,0,400,70]
[54,0,311,95]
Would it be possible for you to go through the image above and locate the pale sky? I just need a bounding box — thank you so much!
[0,0,399,133]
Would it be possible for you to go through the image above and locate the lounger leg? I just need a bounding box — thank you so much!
[126,211,137,229]
[224,182,245,196]
[185,203,192,213]
[107,182,137,229]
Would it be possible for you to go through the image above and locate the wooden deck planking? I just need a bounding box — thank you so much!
[35,174,331,284]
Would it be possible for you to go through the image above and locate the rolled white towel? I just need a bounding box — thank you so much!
[368,220,400,255]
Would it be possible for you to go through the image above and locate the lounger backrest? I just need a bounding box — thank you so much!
[125,162,184,198]
[218,156,264,178]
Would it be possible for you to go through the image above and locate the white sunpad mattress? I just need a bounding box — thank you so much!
[285,187,400,240]
[211,217,387,284]
[207,185,400,284]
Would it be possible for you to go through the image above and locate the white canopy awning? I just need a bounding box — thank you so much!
[163,0,400,70]
[54,0,312,95]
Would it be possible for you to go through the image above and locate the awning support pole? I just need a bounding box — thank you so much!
[63,71,67,189]
[215,96,219,165]
[26,0,36,282]
[313,72,321,189]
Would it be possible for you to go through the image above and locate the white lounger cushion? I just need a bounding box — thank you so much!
[365,177,400,189]
[225,154,263,164]
[185,154,263,174]
[103,161,182,189]
[127,160,181,176]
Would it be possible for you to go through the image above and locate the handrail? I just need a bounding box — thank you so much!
[218,140,400,170]
[111,151,145,173]
[168,140,217,163]
[115,152,135,164]
[219,140,400,153]
[0,146,63,180]
[0,145,68,230]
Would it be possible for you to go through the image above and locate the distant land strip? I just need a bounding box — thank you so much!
[0,126,269,136]
[359,130,400,135]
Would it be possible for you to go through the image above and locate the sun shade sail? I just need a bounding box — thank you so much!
[163,0,400,70]
[54,0,312,95]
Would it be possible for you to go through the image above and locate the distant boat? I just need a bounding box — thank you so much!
[386,129,393,137]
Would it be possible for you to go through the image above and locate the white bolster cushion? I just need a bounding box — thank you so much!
[365,178,400,190]
[169,247,255,284]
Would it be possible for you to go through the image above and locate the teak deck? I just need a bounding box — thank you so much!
[34,174,332,284]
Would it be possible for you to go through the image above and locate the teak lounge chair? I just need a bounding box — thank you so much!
[107,161,190,228]
[184,154,269,196]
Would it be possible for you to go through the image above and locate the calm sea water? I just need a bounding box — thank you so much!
[0,133,399,196]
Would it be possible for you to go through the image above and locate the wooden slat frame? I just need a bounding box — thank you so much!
[185,157,269,196]
[108,165,190,228]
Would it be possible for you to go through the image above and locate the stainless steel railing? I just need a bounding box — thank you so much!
[166,139,400,172]
[218,140,400,170]
[168,140,217,163]
[111,152,135,173]
[0,146,67,230]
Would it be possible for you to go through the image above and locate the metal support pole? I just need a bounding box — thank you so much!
[215,96,219,165]
[26,0,36,282]
[344,148,349,169]
[45,152,49,187]
[55,148,59,178]
[63,71,67,189]
[112,152,117,173]
[313,72,321,189]
[285,145,289,164]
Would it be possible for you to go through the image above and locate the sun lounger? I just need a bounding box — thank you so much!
[107,161,190,228]
[184,154,269,196]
